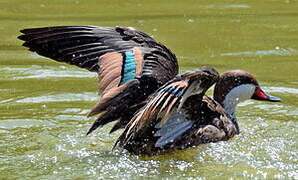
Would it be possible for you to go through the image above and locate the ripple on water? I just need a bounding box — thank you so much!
[16,92,99,103]
[0,65,96,80]
[220,48,298,57]
[263,86,298,95]
[199,4,250,9]
[0,119,54,129]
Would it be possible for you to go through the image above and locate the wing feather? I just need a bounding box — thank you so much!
[19,25,179,134]
[98,52,123,94]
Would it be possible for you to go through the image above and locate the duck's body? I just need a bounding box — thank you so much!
[115,67,281,155]
[18,26,178,134]
[120,95,236,155]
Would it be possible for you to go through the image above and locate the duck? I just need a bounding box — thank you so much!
[115,66,282,155]
[18,25,178,134]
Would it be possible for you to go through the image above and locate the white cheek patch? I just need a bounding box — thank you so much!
[223,84,256,115]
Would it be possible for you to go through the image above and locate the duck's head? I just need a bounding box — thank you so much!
[213,70,281,133]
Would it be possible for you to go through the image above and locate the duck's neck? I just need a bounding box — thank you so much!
[220,84,256,134]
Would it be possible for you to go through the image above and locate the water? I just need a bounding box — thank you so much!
[1,0,297,179]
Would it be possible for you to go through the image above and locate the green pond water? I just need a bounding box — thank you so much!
[0,0,297,179]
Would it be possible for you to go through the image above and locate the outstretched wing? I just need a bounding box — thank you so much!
[19,26,179,134]
[18,26,177,92]
[115,66,219,148]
